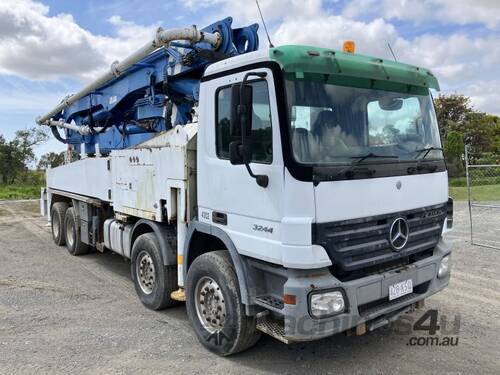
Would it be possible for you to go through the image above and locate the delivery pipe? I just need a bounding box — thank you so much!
[36,25,221,126]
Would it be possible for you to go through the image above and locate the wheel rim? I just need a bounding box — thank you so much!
[66,217,74,248]
[136,251,156,295]
[52,215,60,239]
[194,276,226,333]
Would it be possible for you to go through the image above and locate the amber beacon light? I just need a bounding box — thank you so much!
[343,40,355,53]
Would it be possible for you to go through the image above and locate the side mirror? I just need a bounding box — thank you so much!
[229,141,251,165]
[230,84,253,137]
[227,71,269,188]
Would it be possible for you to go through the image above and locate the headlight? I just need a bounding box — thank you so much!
[438,255,450,278]
[309,290,346,318]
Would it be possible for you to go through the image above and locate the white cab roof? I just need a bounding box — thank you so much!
[203,49,270,76]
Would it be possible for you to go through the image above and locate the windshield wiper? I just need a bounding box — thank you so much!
[414,147,443,160]
[351,152,399,163]
[406,147,443,175]
[334,152,399,179]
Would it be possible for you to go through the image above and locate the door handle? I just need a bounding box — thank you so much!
[212,211,227,225]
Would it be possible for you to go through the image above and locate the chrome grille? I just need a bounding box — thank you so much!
[312,203,447,272]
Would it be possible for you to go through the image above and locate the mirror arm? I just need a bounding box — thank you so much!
[238,71,269,188]
[244,163,269,188]
[239,109,269,188]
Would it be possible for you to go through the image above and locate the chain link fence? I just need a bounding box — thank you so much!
[465,145,500,249]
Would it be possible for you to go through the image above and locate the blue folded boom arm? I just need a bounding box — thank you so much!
[48,17,259,155]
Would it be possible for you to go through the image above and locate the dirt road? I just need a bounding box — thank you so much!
[0,200,499,374]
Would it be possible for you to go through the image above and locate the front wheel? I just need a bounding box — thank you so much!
[186,251,261,356]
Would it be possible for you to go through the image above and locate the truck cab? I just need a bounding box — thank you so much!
[191,45,451,344]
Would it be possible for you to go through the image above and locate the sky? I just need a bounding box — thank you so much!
[0,0,499,158]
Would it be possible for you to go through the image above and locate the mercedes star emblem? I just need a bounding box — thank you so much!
[389,217,409,250]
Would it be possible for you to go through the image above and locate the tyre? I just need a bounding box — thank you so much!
[131,233,178,310]
[186,251,261,356]
[64,207,89,255]
[51,202,69,246]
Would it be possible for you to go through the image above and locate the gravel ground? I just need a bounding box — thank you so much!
[0,200,499,374]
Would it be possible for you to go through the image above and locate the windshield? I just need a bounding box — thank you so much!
[285,79,443,165]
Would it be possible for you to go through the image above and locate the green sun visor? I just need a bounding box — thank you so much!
[270,45,440,94]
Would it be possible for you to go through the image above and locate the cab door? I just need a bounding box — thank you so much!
[197,67,285,264]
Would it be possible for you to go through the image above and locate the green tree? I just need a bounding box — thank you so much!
[0,128,48,184]
[434,94,499,170]
[444,131,465,177]
[461,113,499,164]
[0,135,11,184]
[434,94,472,140]
[38,151,65,170]
[490,117,499,156]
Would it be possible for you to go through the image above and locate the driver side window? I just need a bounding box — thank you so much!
[216,80,273,164]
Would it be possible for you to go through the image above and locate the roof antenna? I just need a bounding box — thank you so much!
[256,0,274,48]
[387,42,397,61]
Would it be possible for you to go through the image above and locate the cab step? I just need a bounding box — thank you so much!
[256,312,289,344]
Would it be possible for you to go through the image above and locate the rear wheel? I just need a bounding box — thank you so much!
[131,233,178,310]
[51,202,68,246]
[186,251,261,356]
[64,207,89,255]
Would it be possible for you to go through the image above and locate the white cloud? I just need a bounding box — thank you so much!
[205,0,500,114]
[273,16,399,59]
[223,0,323,24]
[388,33,499,84]
[0,0,157,81]
[391,34,500,114]
[343,0,500,29]
[0,0,498,115]
[107,15,159,41]
[182,0,323,23]
[262,4,499,83]
[183,0,225,9]
[460,80,500,115]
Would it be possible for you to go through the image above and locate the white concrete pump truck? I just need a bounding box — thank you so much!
[37,17,453,355]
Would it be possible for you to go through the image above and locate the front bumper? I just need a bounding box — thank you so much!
[281,239,451,341]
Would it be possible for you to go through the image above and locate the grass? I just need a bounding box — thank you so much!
[1,182,498,202]
[0,184,42,200]
[449,176,500,187]
[449,184,500,201]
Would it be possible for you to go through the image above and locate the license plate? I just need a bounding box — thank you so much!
[389,279,413,301]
